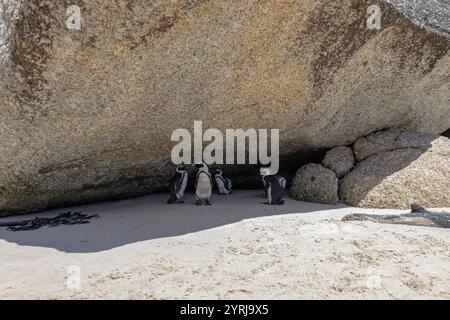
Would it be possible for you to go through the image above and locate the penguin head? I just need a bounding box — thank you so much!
[260,167,272,177]
[213,168,223,177]
[176,164,187,172]
[195,162,209,172]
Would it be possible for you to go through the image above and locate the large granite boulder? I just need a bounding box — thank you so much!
[340,130,450,209]
[1,0,449,215]
[291,164,339,205]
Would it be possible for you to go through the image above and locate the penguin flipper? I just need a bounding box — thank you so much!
[226,178,232,193]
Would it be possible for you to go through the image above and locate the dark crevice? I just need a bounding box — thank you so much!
[442,129,450,139]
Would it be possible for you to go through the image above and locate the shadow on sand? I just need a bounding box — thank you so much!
[0,190,348,253]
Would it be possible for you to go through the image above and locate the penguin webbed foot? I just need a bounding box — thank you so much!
[196,200,203,206]
[265,200,284,205]
[205,200,212,206]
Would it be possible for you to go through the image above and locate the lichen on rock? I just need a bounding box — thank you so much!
[291,164,339,205]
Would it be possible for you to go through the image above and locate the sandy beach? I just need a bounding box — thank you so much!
[0,190,449,300]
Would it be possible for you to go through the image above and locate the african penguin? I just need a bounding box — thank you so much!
[213,169,233,195]
[261,171,286,196]
[261,168,286,205]
[195,163,213,205]
[167,164,188,204]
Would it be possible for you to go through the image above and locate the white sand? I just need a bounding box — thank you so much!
[0,190,449,300]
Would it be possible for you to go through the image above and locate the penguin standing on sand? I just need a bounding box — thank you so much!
[167,164,188,204]
[213,168,233,195]
[261,168,286,205]
[195,163,213,205]
[262,173,286,196]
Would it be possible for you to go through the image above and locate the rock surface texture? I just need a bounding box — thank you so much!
[0,0,449,215]
[291,164,339,205]
[322,146,355,178]
[340,130,450,209]
[352,128,440,161]
[384,0,450,38]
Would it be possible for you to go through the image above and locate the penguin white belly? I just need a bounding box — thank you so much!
[196,175,212,200]
[279,177,286,189]
[215,177,228,194]
[178,173,188,199]
[266,183,272,204]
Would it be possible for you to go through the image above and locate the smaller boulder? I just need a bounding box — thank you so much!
[322,146,355,178]
[291,164,339,205]
[352,128,437,161]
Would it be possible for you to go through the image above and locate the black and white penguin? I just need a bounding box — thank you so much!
[167,164,188,204]
[261,171,286,196]
[195,163,213,205]
[213,168,232,195]
[261,168,286,205]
